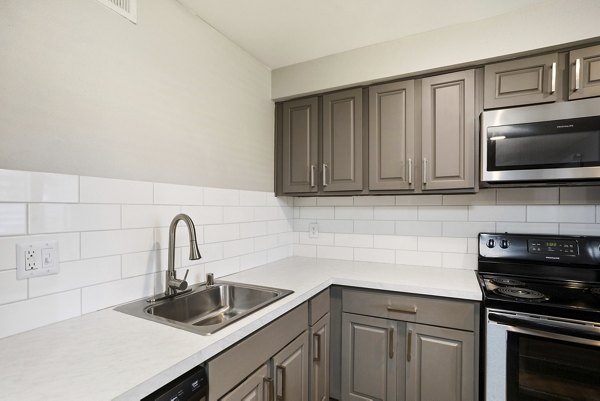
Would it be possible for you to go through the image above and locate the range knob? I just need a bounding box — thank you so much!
[500,239,509,249]
[486,239,495,248]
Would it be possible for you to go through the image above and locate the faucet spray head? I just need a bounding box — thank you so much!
[189,240,201,260]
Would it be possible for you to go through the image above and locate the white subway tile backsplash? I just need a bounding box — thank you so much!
[0,204,27,236]
[153,225,199,250]
[335,207,373,220]
[467,238,478,254]
[559,223,600,235]
[81,229,154,259]
[0,170,78,203]
[29,256,121,298]
[80,176,153,204]
[182,206,224,225]
[373,206,417,221]
[0,290,81,338]
[354,248,395,264]
[277,232,294,246]
[82,275,158,314]
[442,189,496,206]
[334,233,373,248]
[468,205,526,222]
[395,221,442,237]
[204,187,239,206]
[317,245,353,261]
[176,264,206,286]
[442,253,478,269]
[153,183,203,205]
[354,196,395,206]
[442,222,495,237]
[418,206,468,221]
[317,197,354,206]
[121,205,181,229]
[204,224,240,243]
[122,249,179,278]
[373,235,417,250]
[239,190,267,206]
[191,242,224,264]
[354,220,394,235]
[396,195,442,206]
[297,232,334,246]
[268,220,292,235]
[299,207,334,219]
[254,234,278,251]
[240,251,268,270]
[207,257,241,278]
[418,237,467,253]
[239,222,268,238]
[223,238,254,258]
[497,187,559,205]
[293,197,317,207]
[0,233,80,271]
[315,220,354,234]
[267,245,292,262]
[527,205,595,223]
[29,204,120,233]
[293,244,317,258]
[0,270,28,304]
[395,250,442,267]
[560,187,600,205]
[496,222,559,235]
[224,207,255,223]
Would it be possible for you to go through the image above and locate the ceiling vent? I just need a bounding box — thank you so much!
[97,0,137,23]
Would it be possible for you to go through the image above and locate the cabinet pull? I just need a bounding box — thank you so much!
[322,163,328,187]
[550,62,557,94]
[264,377,274,401]
[387,305,417,314]
[407,330,413,362]
[422,158,427,185]
[388,327,394,359]
[276,365,286,401]
[310,165,316,187]
[313,332,321,361]
[408,158,413,185]
[575,58,581,91]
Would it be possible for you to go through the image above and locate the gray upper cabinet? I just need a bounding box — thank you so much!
[369,81,416,191]
[282,97,319,193]
[484,53,560,109]
[569,44,600,100]
[322,89,363,192]
[421,70,476,191]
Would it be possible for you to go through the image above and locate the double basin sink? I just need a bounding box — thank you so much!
[116,282,293,335]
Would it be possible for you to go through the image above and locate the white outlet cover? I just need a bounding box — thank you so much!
[16,240,60,280]
[308,222,319,238]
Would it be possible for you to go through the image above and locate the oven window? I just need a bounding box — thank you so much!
[506,333,600,401]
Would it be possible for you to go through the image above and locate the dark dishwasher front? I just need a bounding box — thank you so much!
[141,365,207,401]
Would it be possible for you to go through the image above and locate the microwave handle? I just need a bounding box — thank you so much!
[488,312,600,341]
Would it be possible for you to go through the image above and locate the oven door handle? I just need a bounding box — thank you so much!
[488,313,600,341]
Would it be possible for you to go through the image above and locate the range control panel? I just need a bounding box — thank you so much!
[528,239,578,255]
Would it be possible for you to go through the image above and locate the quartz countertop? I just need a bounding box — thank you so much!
[0,257,482,401]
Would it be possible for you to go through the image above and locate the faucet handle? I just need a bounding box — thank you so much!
[183,269,189,282]
[206,272,214,287]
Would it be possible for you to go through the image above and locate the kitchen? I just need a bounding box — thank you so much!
[1,0,600,400]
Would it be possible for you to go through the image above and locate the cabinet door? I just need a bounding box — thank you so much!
[221,364,271,401]
[310,313,330,401]
[341,313,399,401]
[282,98,319,193]
[322,89,363,192]
[405,323,475,401]
[273,331,309,401]
[369,81,415,191]
[421,70,475,191]
[569,44,600,100]
[484,53,559,109]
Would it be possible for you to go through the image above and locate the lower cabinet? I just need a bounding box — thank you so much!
[273,331,310,401]
[221,364,271,401]
[340,288,478,401]
[310,313,330,401]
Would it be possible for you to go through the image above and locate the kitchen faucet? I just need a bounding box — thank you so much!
[165,214,201,296]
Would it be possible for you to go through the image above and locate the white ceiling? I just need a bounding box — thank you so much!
[177,0,547,69]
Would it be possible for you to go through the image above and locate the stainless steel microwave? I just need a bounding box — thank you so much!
[481,97,600,182]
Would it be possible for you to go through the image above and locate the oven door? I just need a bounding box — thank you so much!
[485,309,600,401]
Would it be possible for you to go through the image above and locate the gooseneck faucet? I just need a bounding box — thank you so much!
[166,214,201,296]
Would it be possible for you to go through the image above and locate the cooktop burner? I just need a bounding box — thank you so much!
[490,277,525,287]
[494,286,548,301]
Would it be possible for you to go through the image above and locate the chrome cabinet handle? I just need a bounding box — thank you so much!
[408,158,413,185]
[313,332,321,361]
[322,163,328,187]
[550,62,556,94]
[310,165,316,187]
[264,377,274,401]
[388,327,394,359]
[575,58,581,91]
[276,365,286,401]
[422,158,428,185]
[407,330,413,362]
[387,305,417,314]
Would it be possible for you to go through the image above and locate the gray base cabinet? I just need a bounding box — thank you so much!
[340,288,478,401]
[310,313,330,401]
[274,331,310,401]
[221,365,271,401]
[569,44,600,100]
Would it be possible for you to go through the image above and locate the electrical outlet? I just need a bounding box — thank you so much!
[16,240,60,279]
[308,222,319,238]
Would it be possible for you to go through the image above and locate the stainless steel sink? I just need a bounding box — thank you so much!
[115,282,293,335]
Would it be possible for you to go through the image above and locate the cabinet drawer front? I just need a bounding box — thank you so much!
[342,288,475,331]
[309,289,330,325]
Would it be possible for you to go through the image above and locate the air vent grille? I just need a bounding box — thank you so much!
[97,0,137,23]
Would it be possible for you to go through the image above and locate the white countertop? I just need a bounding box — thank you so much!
[0,257,481,401]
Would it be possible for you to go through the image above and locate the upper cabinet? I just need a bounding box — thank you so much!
[569,44,600,100]
[421,70,476,191]
[282,97,319,193]
[368,81,416,191]
[484,53,560,109]
[322,89,364,192]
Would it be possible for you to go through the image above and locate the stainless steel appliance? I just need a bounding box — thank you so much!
[477,233,600,401]
[481,97,600,183]
[141,365,207,401]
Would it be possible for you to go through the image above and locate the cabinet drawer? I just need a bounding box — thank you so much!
[342,288,475,331]
[309,289,330,325]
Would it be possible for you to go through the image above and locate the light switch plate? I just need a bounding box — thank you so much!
[16,240,60,279]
